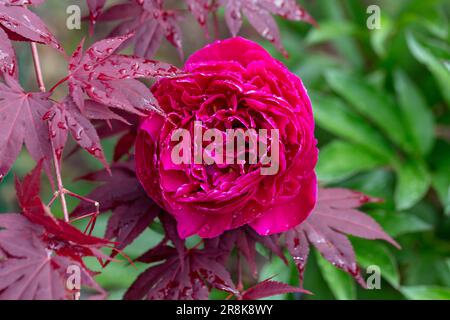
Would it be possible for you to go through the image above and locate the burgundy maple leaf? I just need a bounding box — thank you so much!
[113,129,137,162]
[66,34,180,115]
[0,27,17,77]
[0,3,62,51]
[285,188,400,287]
[125,248,239,300]
[218,0,316,55]
[98,0,184,59]
[0,163,111,299]
[205,227,286,278]
[0,75,53,182]
[44,96,115,169]
[86,0,106,32]
[72,160,159,254]
[0,0,46,5]
[241,279,308,300]
[185,0,216,36]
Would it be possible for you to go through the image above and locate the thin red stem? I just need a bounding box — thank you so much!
[52,150,70,222]
[49,75,70,92]
[47,191,59,207]
[30,42,46,92]
[29,38,70,222]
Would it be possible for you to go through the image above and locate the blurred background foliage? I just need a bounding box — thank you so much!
[0,0,449,300]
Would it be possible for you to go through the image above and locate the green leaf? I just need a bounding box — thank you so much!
[431,141,450,215]
[369,210,432,237]
[316,0,364,69]
[394,70,435,156]
[311,92,395,161]
[306,21,357,45]
[317,140,386,183]
[407,33,450,107]
[352,239,399,288]
[436,259,450,287]
[294,54,342,88]
[315,250,356,300]
[325,71,409,151]
[394,159,431,210]
[401,286,450,300]
[370,15,393,57]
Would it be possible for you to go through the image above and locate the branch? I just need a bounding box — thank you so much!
[52,148,70,222]
[30,42,46,92]
[29,40,70,221]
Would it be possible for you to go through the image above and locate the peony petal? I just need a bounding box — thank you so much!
[250,172,317,235]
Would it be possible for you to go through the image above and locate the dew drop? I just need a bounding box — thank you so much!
[42,110,53,121]
[57,121,67,130]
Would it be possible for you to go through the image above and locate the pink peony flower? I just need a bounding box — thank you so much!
[135,37,318,239]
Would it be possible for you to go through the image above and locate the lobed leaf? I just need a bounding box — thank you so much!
[68,35,179,115]
[0,4,62,51]
[0,75,53,182]
[285,188,399,288]
[0,164,110,300]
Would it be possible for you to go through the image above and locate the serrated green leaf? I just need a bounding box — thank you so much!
[407,33,450,107]
[325,71,409,151]
[317,140,386,183]
[395,159,430,210]
[315,250,356,300]
[401,286,450,300]
[352,239,399,288]
[369,210,432,237]
[311,92,395,161]
[394,70,435,156]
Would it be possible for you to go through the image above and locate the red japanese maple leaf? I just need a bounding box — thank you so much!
[0,163,112,299]
[0,27,17,77]
[44,96,124,169]
[86,0,106,32]
[212,0,316,55]
[72,161,159,254]
[125,248,239,300]
[0,3,62,51]
[66,34,180,115]
[285,188,400,286]
[241,279,308,300]
[0,0,45,5]
[185,0,215,36]
[205,227,286,278]
[0,75,53,182]
[98,0,184,59]
[0,215,92,300]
